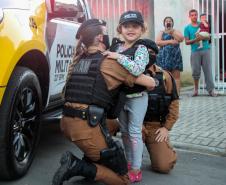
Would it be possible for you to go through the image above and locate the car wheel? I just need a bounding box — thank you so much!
[0,66,42,179]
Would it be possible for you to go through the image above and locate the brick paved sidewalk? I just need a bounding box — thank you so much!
[170,89,226,156]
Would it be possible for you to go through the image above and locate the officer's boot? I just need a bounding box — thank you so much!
[52,151,97,185]
[95,164,130,185]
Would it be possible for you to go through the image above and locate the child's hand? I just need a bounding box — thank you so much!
[201,19,205,24]
[195,34,204,42]
[135,74,156,90]
[146,76,156,91]
[102,51,120,60]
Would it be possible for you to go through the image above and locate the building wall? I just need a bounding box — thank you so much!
[87,0,154,41]
[154,0,193,72]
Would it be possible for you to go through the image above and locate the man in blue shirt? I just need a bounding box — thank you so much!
[184,9,217,97]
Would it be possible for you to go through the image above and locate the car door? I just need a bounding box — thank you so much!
[46,0,87,106]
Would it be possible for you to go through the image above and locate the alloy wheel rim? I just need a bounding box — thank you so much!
[11,87,38,164]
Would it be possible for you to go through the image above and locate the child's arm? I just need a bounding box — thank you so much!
[135,74,155,90]
[202,21,209,28]
[100,58,155,90]
[104,45,149,76]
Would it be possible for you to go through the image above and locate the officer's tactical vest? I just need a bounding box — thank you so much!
[65,52,117,110]
[144,70,179,123]
[110,41,146,94]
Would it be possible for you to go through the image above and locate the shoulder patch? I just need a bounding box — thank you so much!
[163,73,166,81]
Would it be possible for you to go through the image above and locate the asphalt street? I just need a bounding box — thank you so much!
[0,122,226,185]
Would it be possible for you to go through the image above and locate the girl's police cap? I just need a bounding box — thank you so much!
[76,18,106,39]
[119,10,144,25]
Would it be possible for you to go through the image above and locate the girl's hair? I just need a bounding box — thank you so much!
[116,22,147,34]
[73,25,103,64]
[163,16,174,27]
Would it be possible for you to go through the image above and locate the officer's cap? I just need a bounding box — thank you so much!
[119,10,144,25]
[76,18,106,39]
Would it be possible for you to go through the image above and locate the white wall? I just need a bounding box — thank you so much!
[154,0,193,72]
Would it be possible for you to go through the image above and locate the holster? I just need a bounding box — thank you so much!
[100,140,128,175]
[96,107,128,175]
[88,105,104,127]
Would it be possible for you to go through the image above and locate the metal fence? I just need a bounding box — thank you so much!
[193,0,226,93]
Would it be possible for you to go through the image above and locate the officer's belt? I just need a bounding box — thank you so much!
[63,105,88,120]
[144,115,163,122]
[144,121,162,126]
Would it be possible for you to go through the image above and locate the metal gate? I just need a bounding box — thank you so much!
[193,0,226,93]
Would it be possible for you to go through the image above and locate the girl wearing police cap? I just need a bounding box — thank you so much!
[104,10,155,183]
[52,18,156,185]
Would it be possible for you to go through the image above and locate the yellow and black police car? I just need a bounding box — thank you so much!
[0,0,91,179]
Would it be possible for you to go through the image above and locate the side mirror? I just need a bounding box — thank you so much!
[46,0,78,19]
[78,14,85,23]
[46,0,55,13]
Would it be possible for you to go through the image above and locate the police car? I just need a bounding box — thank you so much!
[0,0,91,179]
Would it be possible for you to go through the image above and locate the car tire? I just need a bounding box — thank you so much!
[0,66,42,179]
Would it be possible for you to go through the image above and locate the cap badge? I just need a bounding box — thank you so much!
[124,13,137,19]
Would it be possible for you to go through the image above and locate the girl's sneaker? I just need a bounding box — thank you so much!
[128,170,142,183]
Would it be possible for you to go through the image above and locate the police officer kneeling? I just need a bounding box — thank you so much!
[52,19,155,185]
[142,39,179,173]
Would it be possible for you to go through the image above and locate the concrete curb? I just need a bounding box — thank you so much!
[172,141,226,157]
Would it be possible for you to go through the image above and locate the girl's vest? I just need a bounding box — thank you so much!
[110,42,146,94]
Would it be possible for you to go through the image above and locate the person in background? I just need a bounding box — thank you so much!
[156,16,184,94]
[104,10,155,183]
[184,9,217,97]
[196,13,210,49]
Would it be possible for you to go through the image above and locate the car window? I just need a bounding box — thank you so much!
[0,0,30,9]
[54,0,85,22]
